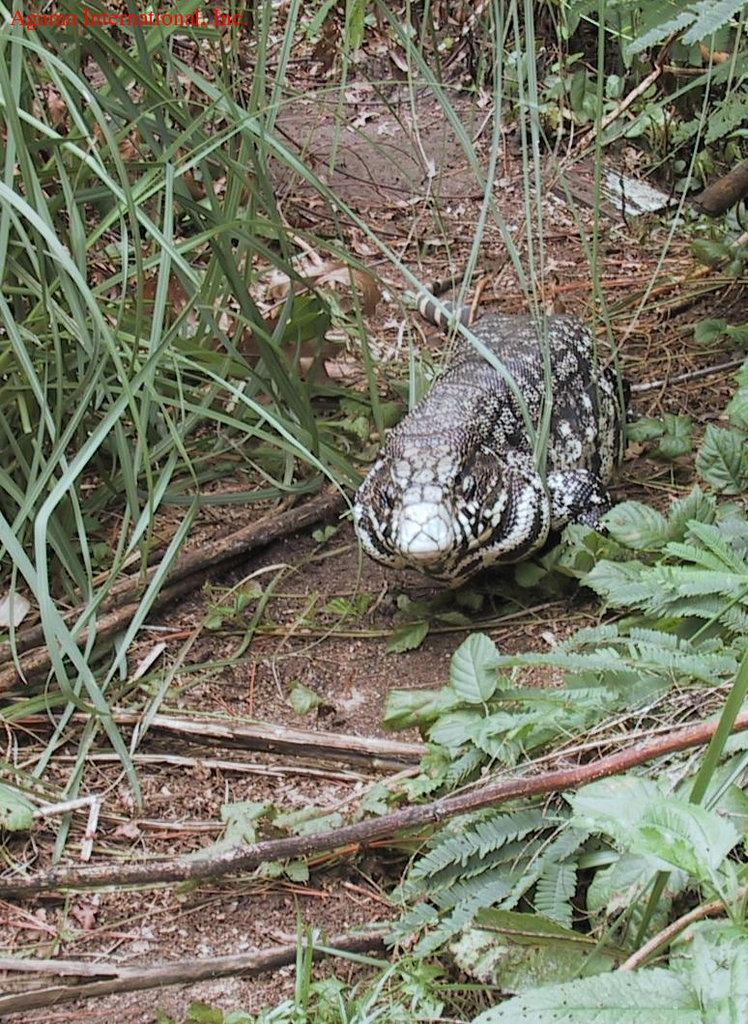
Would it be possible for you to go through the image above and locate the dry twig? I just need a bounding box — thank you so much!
[0,486,345,692]
[0,931,386,1016]
[2,711,746,898]
[617,888,747,971]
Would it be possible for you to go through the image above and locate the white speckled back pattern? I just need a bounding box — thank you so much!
[353,313,624,583]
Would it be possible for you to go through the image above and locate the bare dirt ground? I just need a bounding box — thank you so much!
[2,45,747,1024]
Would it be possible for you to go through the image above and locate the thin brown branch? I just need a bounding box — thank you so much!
[0,486,345,692]
[630,357,745,393]
[0,931,386,1016]
[569,31,675,157]
[617,888,746,971]
[3,712,746,899]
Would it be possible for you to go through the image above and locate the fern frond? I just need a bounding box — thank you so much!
[535,861,577,928]
[415,871,519,956]
[502,827,589,912]
[409,808,548,882]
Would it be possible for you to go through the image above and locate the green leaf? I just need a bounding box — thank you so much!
[288,682,323,715]
[726,388,748,431]
[284,860,310,882]
[220,801,271,845]
[572,781,740,883]
[627,9,694,56]
[603,502,670,550]
[569,777,662,846]
[725,257,745,278]
[692,239,731,268]
[666,487,716,540]
[186,1003,224,1024]
[569,68,587,112]
[696,425,748,494]
[450,633,501,703]
[726,324,748,348]
[626,417,665,442]
[452,915,613,992]
[682,0,748,45]
[515,561,548,588]
[655,414,692,460]
[386,619,430,653]
[472,968,700,1023]
[694,318,728,345]
[312,524,339,544]
[671,923,748,1023]
[429,710,484,752]
[0,784,34,832]
[322,595,370,617]
[629,799,740,881]
[586,853,662,916]
[383,685,462,730]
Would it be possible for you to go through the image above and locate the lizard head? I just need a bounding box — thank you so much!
[353,438,518,584]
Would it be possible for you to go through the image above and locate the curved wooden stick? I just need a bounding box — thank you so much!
[2,711,746,898]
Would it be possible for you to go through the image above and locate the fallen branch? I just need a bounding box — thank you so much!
[0,486,345,692]
[55,710,425,768]
[0,930,385,1016]
[3,711,746,898]
[693,160,748,216]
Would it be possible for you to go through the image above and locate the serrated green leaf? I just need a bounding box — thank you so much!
[312,524,338,543]
[284,860,309,882]
[627,415,692,460]
[569,776,662,845]
[434,609,473,626]
[587,853,661,916]
[725,256,745,278]
[630,799,740,880]
[455,588,485,612]
[683,0,748,45]
[429,709,484,751]
[626,417,665,442]
[472,968,700,1023]
[452,917,613,992]
[535,861,576,927]
[185,1002,224,1024]
[514,561,548,588]
[603,502,670,550]
[450,633,500,703]
[627,8,694,56]
[671,922,748,1022]
[696,425,748,494]
[656,434,692,459]
[383,685,462,730]
[386,619,430,653]
[666,487,716,539]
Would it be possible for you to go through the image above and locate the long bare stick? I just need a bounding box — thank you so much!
[0,486,345,691]
[3,711,746,899]
[0,931,385,1016]
[23,710,425,768]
